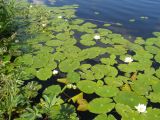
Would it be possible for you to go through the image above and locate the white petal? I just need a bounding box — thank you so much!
[52,70,58,75]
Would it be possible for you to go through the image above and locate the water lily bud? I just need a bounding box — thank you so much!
[72,85,77,90]
[94,35,100,40]
[42,23,46,27]
[135,104,147,113]
[52,70,58,75]
[124,56,133,63]
[66,84,72,89]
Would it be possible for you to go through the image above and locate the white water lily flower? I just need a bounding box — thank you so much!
[72,85,77,90]
[42,23,46,27]
[135,104,147,113]
[29,5,33,8]
[52,70,58,75]
[58,16,62,19]
[94,35,101,40]
[124,56,133,63]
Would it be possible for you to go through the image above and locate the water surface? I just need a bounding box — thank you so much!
[52,0,160,38]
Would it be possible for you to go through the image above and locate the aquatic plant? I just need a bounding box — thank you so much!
[1,0,160,119]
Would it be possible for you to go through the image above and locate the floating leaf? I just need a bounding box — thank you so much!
[145,45,160,54]
[59,59,80,72]
[43,85,61,97]
[114,91,147,108]
[77,99,88,111]
[94,114,116,120]
[45,40,63,46]
[115,103,140,120]
[104,77,124,87]
[36,68,52,80]
[147,92,160,103]
[134,37,145,45]
[104,23,111,27]
[131,72,137,81]
[95,86,119,97]
[77,80,97,94]
[131,80,151,95]
[155,53,160,63]
[67,72,80,83]
[120,83,132,91]
[80,70,95,80]
[70,92,83,103]
[57,78,69,84]
[88,98,115,114]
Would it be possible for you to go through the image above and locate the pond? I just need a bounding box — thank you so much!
[1,0,160,120]
[32,0,160,38]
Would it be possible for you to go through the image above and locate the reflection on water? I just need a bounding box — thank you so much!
[29,0,55,5]
[30,0,160,38]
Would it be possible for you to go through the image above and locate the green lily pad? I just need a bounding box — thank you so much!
[95,86,119,97]
[53,52,66,61]
[104,77,124,87]
[134,37,145,45]
[94,114,116,120]
[115,103,140,120]
[145,45,160,54]
[147,92,160,103]
[155,53,160,63]
[131,79,152,95]
[45,40,63,46]
[156,69,160,78]
[43,85,61,97]
[88,98,115,114]
[143,107,160,120]
[79,70,95,80]
[36,68,52,80]
[80,39,96,46]
[77,80,97,94]
[59,59,80,73]
[104,23,111,27]
[71,19,84,24]
[20,54,33,65]
[114,91,147,108]
[100,54,117,65]
[79,64,92,71]
[67,72,80,83]
[145,38,158,45]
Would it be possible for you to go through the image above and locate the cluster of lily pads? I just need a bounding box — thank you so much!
[7,2,160,120]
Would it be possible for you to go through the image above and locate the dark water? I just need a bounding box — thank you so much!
[56,0,160,38]
[31,0,160,38]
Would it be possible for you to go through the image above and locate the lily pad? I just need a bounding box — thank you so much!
[77,80,97,94]
[67,72,80,83]
[95,86,119,97]
[94,114,116,120]
[43,85,61,97]
[59,59,80,72]
[88,98,115,114]
[36,68,52,80]
[114,91,147,108]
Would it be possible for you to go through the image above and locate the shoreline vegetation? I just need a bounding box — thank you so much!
[0,0,160,120]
